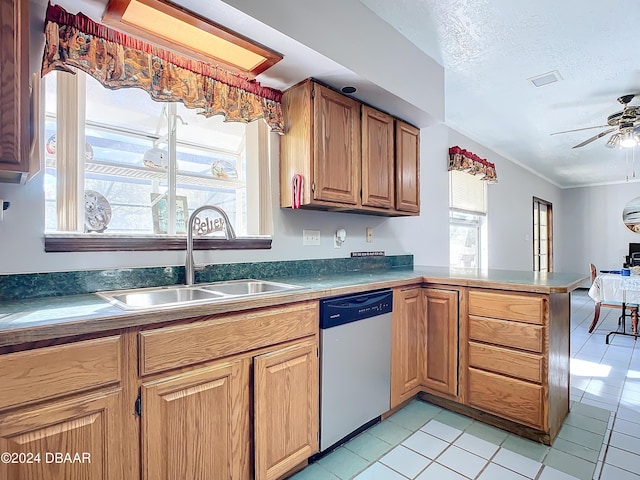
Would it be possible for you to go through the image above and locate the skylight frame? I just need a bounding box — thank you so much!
[103,0,283,78]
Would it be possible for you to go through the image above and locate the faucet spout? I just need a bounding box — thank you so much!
[185,205,236,286]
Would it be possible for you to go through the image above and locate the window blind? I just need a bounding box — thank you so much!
[449,170,487,214]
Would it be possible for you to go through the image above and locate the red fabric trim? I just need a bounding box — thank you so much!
[449,145,495,168]
[448,145,498,182]
[45,3,282,102]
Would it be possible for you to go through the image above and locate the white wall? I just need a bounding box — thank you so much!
[0,114,569,276]
[387,123,451,267]
[0,0,568,275]
[558,182,640,280]
[0,133,414,274]
[220,0,445,125]
[447,131,564,271]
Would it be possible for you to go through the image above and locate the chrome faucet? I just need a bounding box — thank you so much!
[185,205,236,286]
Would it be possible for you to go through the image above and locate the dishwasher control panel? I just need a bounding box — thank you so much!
[320,290,393,329]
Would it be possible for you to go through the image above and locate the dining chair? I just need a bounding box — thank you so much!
[588,263,639,333]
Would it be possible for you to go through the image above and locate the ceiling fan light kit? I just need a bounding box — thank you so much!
[620,130,639,148]
[552,94,640,149]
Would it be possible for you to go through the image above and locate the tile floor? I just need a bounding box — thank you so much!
[291,289,640,480]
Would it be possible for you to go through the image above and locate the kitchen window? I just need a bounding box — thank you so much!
[43,71,273,252]
[449,170,487,268]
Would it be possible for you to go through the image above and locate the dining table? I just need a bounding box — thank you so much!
[588,272,640,343]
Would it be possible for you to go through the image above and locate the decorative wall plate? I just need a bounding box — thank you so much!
[84,190,112,232]
[142,147,169,170]
[211,160,238,179]
[46,134,94,161]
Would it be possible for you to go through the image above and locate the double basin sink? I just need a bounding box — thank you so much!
[97,279,305,310]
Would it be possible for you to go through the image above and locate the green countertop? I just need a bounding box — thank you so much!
[0,266,587,348]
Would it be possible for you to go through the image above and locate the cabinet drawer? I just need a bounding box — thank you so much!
[469,341,544,383]
[469,315,544,353]
[467,367,544,429]
[0,336,122,410]
[469,291,545,324]
[140,301,317,375]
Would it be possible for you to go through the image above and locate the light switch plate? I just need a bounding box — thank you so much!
[303,229,320,246]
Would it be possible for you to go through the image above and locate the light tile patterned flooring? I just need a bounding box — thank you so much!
[291,289,640,480]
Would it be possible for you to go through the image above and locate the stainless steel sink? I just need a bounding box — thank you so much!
[99,286,226,310]
[199,279,302,296]
[97,279,304,310]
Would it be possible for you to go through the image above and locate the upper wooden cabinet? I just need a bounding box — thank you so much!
[0,0,39,184]
[313,85,361,205]
[395,120,420,213]
[362,105,394,209]
[280,79,420,216]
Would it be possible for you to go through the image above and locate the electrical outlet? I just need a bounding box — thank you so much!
[366,227,373,243]
[303,229,320,246]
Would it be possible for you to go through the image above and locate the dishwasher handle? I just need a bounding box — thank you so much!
[320,290,393,329]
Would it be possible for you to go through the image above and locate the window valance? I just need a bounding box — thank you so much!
[41,3,284,133]
[448,146,497,183]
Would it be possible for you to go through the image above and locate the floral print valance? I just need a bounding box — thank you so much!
[448,146,498,183]
[41,3,284,133]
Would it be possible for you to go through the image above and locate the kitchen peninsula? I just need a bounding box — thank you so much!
[0,264,585,480]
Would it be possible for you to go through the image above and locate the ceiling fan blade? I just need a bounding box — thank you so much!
[572,128,616,149]
[550,125,610,135]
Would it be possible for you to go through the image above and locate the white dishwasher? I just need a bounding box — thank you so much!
[319,289,392,452]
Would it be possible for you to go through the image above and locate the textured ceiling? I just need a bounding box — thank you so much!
[47,0,640,187]
[360,0,640,188]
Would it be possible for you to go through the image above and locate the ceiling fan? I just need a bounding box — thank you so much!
[551,94,640,149]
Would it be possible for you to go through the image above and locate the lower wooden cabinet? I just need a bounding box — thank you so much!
[467,367,544,429]
[0,389,125,480]
[390,286,568,445]
[0,301,320,480]
[254,340,319,480]
[141,359,250,480]
[464,289,569,441]
[391,287,423,407]
[423,288,459,396]
[391,286,459,408]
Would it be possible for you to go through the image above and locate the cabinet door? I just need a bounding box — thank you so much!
[0,0,33,183]
[141,360,250,480]
[312,84,360,205]
[423,288,459,396]
[0,389,125,480]
[361,105,394,208]
[391,287,424,407]
[254,340,318,480]
[395,120,420,213]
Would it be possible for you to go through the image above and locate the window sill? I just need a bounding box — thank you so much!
[44,233,272,253]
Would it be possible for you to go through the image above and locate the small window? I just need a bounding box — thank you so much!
[44,71,272,250]
[449,171,487,268]
[450,211,481,268]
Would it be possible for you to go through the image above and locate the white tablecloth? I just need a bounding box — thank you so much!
[588,273,640,305]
